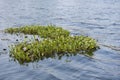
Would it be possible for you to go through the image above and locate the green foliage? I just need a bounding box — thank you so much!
[5,25,70,39]
[5,25,98,64]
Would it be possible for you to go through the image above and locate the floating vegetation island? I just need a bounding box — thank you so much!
[5,25,70,39]
[5,25,98,64]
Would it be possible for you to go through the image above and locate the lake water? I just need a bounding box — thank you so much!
[0,0,120,80]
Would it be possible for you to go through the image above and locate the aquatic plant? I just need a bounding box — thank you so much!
[5,25,70,39]
[9,36,98,64]
[5,25,98,64]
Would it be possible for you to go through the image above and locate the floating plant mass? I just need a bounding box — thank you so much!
[5,25,70,39]
[5,25,98,64]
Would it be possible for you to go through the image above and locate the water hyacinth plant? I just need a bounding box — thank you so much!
[5,25,98,64]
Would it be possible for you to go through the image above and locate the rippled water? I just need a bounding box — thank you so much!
[0,0,120,80]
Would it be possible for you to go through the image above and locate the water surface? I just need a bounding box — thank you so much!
[0,0,120,80]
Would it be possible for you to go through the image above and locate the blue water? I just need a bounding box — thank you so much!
[0,0,120,80]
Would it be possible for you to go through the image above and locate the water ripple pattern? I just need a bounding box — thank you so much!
[0,0,120,80]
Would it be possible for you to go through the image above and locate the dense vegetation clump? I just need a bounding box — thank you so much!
[5,25,70,39]
[5,25,98,64]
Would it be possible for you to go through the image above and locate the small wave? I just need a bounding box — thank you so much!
[111,23,120,26]
[99,43,120,51]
